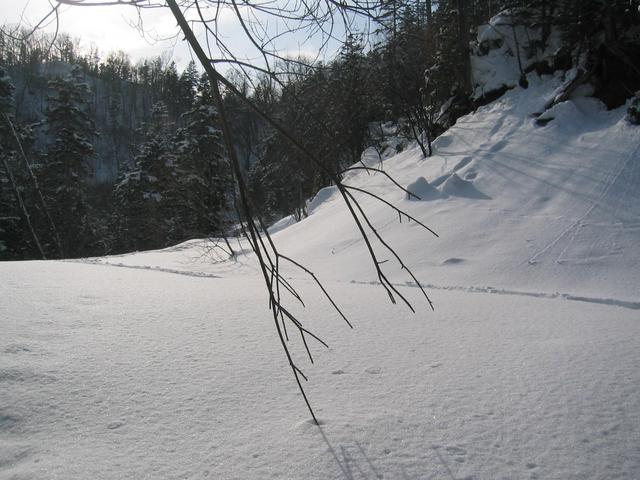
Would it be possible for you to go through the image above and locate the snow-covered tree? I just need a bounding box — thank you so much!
[627,92,640,125]
[114,101,181,251]
[178,60,199,110]
[0,66,49,259]
[175,101,230,238]
[40,65,97,257]
[332,34,371,166]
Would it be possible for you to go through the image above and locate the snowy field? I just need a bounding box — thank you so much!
[2,76,640,479]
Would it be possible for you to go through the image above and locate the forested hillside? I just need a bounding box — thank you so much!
[0,33,232,257]
[1,0,639,261]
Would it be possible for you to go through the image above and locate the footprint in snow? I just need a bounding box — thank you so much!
[0,368,56,384]
[445,446,467,456]
[441,257,465,266]
[0,414,20,432]
[3,344,32,354]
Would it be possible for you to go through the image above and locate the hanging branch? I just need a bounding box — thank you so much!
[344,185,439,237]
[343,188,434,311]
[164,0,438,422]
[41,0,436,421]
[166,0,334,424]
[279,254,353,329]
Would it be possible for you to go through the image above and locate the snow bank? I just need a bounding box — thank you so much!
[307,185,339,214]
[440,173,490,199]
[405,176,441,201]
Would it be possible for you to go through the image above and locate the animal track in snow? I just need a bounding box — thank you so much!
[0,413,20,431]
[342,279,640,311]
[441,257,465,265]
[3,344,32,354]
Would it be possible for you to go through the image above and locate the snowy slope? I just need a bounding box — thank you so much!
[271,74,640,304]
[93,73,640,305]
[2,75,640,480]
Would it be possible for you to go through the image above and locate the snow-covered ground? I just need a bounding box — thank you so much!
[2,76,640,479]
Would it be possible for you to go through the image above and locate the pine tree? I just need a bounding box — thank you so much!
[332,34,370,165]
[178,60,199,110]
[40,65,98,257]
[175,98,230,238]
[114,101,181,251]
[249,133,308,222]
[162,61,181,117]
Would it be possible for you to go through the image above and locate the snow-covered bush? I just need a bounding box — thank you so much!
[627,92,640,125]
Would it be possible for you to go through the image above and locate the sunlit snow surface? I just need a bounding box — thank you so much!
[2,76,640,479]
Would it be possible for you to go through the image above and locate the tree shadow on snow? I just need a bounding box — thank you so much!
[316,425,474,480]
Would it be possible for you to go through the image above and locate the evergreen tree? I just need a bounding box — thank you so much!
[175,99,230,238]
[249,132,308,222]
[178,60,199,110]
[162,61,181,117]
[331,34,371,165]
[40,65,98,257]
[114,101,181,251]
[197,72,215,105]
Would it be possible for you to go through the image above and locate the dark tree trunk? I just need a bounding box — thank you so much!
[457,0,473,95]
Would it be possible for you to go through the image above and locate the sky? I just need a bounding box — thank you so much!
[0,1,215,69]
[0,0,353,71]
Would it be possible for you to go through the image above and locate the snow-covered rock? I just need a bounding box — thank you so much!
[471,10,562,100]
